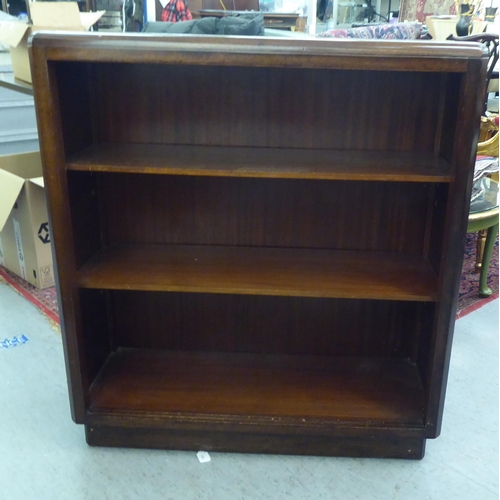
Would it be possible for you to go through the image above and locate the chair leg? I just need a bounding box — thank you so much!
[478,223,499,298]
[475,229,487,273]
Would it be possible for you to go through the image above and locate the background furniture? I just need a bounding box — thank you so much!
[399,0,455,23]
[330,0,382,27]
[468,176,499,297]
[198,9,300,29]
[468,119,499,297]
[0,58,38,155]
[318,20,421,39]
[202,0,257,9]
[31,33,486,459]
[448,33,499,297]
[447,33,498,115]
[199,0,304,31]
[478,116,499,151]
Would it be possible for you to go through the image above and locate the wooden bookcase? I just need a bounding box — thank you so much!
[30,33,487,459]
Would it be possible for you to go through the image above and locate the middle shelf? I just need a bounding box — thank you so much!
[77,244,439,301]
[66,143,453,182]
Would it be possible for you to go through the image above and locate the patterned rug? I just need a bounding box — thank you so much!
[0,266,60,328]
[457,232,499,318]
[0,234,498,326]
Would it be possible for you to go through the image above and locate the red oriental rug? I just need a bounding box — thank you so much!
[0,266,60,326]
[456,232,499,319]
[0,232,498,325]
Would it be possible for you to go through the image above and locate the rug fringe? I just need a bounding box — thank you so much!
[456,293,499,320]
[0,271,61,333]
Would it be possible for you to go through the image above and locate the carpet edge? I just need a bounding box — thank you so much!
[0,267,61,326]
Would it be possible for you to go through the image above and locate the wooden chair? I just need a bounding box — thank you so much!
[467,120,499,297]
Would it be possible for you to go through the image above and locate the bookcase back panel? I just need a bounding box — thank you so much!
[53,62,445,153]
[106,291,419,358]
[428,184,449,274]
[98,173,431,253]
[92,64,442,151]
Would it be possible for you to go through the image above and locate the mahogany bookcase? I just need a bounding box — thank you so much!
[30,33,486,459]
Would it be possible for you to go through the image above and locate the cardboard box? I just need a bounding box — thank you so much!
[0,151,55,289]
[0,3,104,83]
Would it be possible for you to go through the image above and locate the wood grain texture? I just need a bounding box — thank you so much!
[67,143,453,182]
[109,293,420,358]
[428,183,448,274]
[55,62,94,156]
[423,58,488,439]
[97,174,432,253]
[30,46,90,423]
[88,64,443,152]
[89,348,425,425]
[67,171,103,268]
[29,33,488,457]
[85,424,426,459]
[29,32,484,72]
[80,289,112,383]
[439,73,462,164]
[77,243,439,301]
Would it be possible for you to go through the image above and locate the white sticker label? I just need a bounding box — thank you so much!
[39,265,54,288]
[196,451,211,463]
[0,234,4,267]
[13,219,26,280]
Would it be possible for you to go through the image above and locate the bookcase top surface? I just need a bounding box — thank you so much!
[29,32,487,71]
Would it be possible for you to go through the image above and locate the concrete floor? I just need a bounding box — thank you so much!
[0,279,498,499]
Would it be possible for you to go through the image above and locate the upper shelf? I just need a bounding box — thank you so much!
[67,144,453,182]
[77,243,439,301]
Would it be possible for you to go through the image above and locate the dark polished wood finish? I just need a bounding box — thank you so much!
[67,143,453,182]
[106,293,426,357]
[90,349,424,424]
[30,33,487,459]
[77,243,439,300]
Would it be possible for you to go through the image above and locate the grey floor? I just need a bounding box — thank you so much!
[0,280,498,500]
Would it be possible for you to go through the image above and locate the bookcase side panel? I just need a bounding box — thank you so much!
[437,73,462,165]
[424,59,488,438]
[54,62,95,156]
[31,54,91,423]
[67,171,106,268]
[80,289,113,384]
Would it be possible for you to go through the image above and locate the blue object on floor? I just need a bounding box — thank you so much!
[0,280,498,499]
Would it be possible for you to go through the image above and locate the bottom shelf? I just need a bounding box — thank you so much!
[89,348,425,427]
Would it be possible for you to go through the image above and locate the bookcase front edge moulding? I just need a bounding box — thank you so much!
[30,33,487,459]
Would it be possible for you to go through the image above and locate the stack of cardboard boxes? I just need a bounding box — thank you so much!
[0,152,54,288]
[0,3,103,288]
